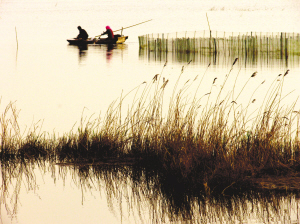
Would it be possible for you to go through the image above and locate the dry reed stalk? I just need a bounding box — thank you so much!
[15,26,18,51]
[1,60,300,194]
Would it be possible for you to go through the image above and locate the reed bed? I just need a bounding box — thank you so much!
[1,59,300,193]
[0,101,55,161]
[139,31,300,63]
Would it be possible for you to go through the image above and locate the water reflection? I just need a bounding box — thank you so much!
[96,44,127,64]
[104,44,113,63]
[67,43,128,65]
[67,44,89,64]
[1,159,300,223]
[78,43,88,58]
[139,47,300,69]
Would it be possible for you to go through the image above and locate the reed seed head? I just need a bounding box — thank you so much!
[161,80,169,89]
[232,58,238,66]
[153,74,158,82]
[213,77,217,84]
[284,69,290,76]
[251,72,257,77]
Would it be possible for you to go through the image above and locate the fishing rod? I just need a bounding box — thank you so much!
[95,19,152,38]
[113,19,152,32]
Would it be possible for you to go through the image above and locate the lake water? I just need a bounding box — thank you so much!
[1,0,300,223]
[1,161,300,224]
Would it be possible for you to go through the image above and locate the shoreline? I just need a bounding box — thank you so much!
[55,158,300,192]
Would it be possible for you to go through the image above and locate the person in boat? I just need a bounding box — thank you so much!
[77,26,88,40]
[101,26,114,40]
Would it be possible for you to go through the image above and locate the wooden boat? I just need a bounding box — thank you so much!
[67,20,152,46]
[67,35,128,45]
[67,38,95,45]
[94,35,128,44]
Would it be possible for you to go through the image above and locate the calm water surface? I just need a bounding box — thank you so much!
[1,0,300,135]
[1,0,300,223]
[1,161,300,224]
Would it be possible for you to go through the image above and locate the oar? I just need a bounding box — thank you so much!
[94,19,152,38]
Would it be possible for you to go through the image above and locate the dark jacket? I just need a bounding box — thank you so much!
[103,28,114,39]
[77,28,88,40]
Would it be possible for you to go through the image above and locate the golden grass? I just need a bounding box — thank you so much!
[1,59,300,193]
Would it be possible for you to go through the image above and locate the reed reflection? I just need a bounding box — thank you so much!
[0,158,55,221]
[2,158,300,223]
[139,47,300,69]
[138,31,300,68]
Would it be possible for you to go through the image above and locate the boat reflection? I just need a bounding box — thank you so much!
[78,43,88,59]
[67,43,89,65]
[92,43,127,64]
[67,43,127,65]
[1,158,300,223]
[105,44,115,63]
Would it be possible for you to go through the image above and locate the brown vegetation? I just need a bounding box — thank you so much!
[1,59,300,194]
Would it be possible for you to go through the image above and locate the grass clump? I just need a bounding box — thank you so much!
[1,59,300,194]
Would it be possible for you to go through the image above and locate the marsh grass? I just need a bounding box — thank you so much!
[1,59,300,193]
[0,101,54,161]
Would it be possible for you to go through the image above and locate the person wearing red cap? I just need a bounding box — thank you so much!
[101,26,114,40]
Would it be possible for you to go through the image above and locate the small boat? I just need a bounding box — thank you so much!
[94,35,128,44]
[67,38,95,45]
[67,19,152,46]
[67,35,128,45]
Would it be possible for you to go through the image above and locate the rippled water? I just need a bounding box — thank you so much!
[1,0,300,223]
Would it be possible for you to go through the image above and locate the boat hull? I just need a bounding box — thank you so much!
[67,38,94,45]
[94,35,128,44]
[67,35,128,45]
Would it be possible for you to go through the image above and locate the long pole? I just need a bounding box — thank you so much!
[113,19,152,32]
[95,19,152,37]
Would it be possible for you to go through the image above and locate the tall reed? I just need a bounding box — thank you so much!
[1,59,299,193]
